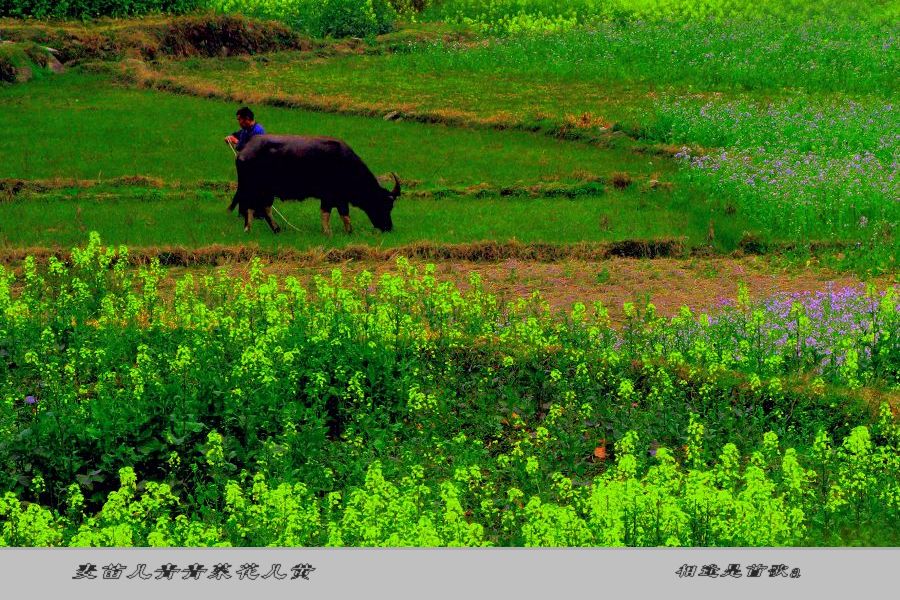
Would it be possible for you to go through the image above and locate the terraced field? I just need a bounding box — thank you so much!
[0,4,896,547]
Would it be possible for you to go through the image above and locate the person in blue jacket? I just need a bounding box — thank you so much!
[225,107,265,152]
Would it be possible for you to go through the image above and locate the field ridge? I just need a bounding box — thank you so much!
[0,238,881,266]
[1,175,659,198]
[116,60,678,155]
[0,239,686,264]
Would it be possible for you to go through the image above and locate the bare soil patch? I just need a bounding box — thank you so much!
[162,255,893,323]
[0,240,688,268]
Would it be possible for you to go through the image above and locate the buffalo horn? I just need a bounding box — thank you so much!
[390,172,401,198]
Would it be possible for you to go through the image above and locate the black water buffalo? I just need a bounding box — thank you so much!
[228,135,400,234]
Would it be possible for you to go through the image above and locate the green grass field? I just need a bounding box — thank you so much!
[1,73,664,184]
[1,12,894,258]
[1,184,738,249]
[0,72,754,250]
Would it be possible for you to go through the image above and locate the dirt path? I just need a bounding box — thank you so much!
[164,255,894,323]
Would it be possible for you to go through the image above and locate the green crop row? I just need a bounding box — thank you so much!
[3,416,898,546]
[0,235,897,545]
[425,0,900,33]
[6,0,897,38]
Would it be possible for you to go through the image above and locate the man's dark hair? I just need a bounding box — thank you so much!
[236,107,254,120]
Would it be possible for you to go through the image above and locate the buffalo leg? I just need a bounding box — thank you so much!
[228,192,239,212]
[337,203,352,234]
[244,208,254,232]
[263,206,281,234]
[321,210,332,236]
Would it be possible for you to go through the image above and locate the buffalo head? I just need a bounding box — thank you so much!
[364,172,401,232]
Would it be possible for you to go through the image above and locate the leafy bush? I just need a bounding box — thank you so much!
[425,0,900,34]
[0,0,204,19]
[208,0,398,37]
[0,14,303,63]
[388,0,433,16]
[319,0,397,38]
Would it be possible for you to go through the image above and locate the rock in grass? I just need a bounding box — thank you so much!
[48,55,65,74]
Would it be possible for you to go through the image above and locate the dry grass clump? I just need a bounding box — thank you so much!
[563,112,612,130]
[610,171,633,189]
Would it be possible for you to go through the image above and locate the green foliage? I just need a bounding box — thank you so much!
[320,0,397,38]
[426,0,900,33]
[207,0,398,37]
[0,0,399,37]
[399,19,895,96]
[646,96,898,250]
[2,421,897,546]
[0,0,203,19]
[0,237,897,546]
[221,472,321,545]
[388,0,433,17]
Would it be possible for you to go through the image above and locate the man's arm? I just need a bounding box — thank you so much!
[237,126,265,151]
